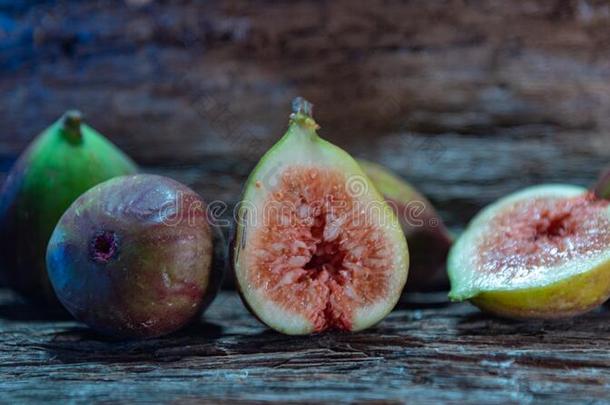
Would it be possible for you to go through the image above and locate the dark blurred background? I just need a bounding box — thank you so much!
[1,0,609,229]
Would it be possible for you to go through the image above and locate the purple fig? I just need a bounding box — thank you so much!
[46,174,223,339]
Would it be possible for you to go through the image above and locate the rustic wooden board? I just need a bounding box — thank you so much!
[1,290,610,403]
[2,1,610,403]
[1,0,610,227]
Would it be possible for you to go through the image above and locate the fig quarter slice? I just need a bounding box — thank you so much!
[448,184,610,319]
[232,98,409,334]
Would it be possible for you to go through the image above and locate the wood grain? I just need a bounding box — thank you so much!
[1,290,609,403]
[2,1,610,402]
[1,0,609,228]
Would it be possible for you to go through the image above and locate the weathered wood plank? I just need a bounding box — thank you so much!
[1,290,609,403]
[1,0,610,227]
[1,2,610,403]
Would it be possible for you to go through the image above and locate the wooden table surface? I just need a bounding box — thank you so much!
[1,290,609,404]
[2,1,610,403]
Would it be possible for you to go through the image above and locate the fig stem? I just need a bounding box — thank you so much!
[61,110,83,144]
[292,97,313,117]
[290,96,320,131]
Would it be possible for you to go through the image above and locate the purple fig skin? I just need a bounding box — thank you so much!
[358,160,453,292]
[46,174,221,339]
[203,225,226,311]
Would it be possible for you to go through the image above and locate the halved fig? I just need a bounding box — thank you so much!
[448,185,610,319]
[232,98,409,335]
[358,160,452,292]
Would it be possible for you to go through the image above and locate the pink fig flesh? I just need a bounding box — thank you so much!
[243,167,397,332]
[233,98,409,335]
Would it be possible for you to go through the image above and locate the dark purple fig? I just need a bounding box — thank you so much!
[46,174,222,339]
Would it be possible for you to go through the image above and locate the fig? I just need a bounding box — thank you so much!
[46,174,222,339]
[0,111,137,304]
[232,97,409,335]
[593,166,610,200]
[358,160,452,292]
[448,185,610,319]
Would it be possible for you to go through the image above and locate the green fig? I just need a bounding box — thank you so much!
[448,185,610,319]
[358,160,452,292]
[232,97,409,335]
[0,111,138,305]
